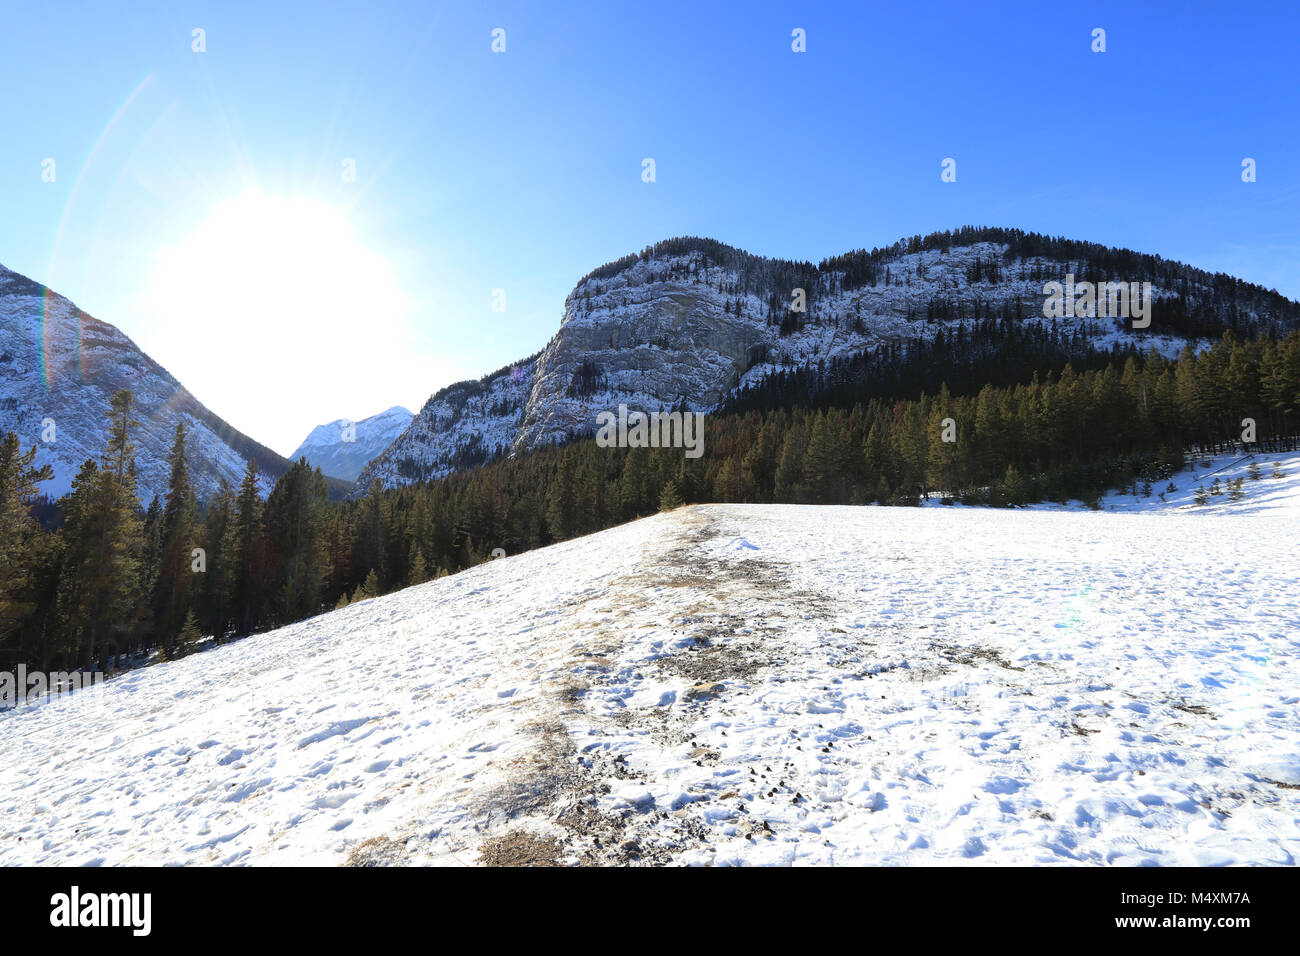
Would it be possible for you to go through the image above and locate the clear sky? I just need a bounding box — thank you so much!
[2,1,1298,456]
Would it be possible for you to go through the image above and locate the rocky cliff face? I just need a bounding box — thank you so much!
[352,231,1300,497]
[0,263,293,503]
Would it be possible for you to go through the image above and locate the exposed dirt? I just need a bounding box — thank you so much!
[469,506,842,866]
[477,829,564,866]
[343,835,411,867]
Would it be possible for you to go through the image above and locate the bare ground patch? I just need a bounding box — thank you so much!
[470,508,844,865]
[343,835,412,867]
[477,829,564,866]
[938,643,1025,672]
[472,719,582,829]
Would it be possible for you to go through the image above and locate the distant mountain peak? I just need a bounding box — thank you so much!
[289,406,414,483]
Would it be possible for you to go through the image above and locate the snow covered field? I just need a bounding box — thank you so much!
[3,459,1299,866]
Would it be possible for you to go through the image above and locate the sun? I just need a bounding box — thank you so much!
[140,192,412,454]
[149,192,402,345]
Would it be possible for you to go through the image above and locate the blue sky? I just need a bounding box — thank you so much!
[2,0,1298,455]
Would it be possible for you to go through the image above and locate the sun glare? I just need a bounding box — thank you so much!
[142,193,411,453]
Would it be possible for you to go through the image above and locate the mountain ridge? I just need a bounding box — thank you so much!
[289,405,413,483]
[0,262,351,503]
[351,226,1300,498]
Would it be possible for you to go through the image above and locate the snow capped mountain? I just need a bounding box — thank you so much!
[354,230,1300,497]
[289,405,412,483]
[0,262,298,503]
[4,457,1299,865]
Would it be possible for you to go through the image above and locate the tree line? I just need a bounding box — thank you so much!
[3,331,1300,678]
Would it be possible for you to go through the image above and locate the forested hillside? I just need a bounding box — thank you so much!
[355,227,1300,493]
[4,330,1300,677]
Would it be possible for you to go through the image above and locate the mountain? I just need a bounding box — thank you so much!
[4,484,1299,864]
[289,406,412,483]
[353,227,1300,497]
[0,262,350,504]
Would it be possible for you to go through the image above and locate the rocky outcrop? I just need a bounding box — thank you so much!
[352,231,1300,497]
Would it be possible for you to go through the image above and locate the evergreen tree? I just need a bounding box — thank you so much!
[152,422,199,655]
[408,543,429,586]
[172,608,201,658]
[773,422,807,501]
[545,454,576,540]
[199,479,234,639]
[352,568,379,603]
[55,390,144,670]
[0,432,53,648]
[225,459,266,636]
[263,458,329,624]
[658,479,684,512]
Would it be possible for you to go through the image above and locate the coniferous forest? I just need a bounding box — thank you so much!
[3,329,1300,677]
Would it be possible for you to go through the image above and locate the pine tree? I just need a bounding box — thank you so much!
[352,568,379,603]
[0,432,53,647]
[408,543,429,586]
[873,474,893,505]
[152,422,199,655]
[137,495,162,638]
[354,480,390,592]
[263,458,329,624]
[618,446,650,518]
[997,464,1029,507]
[545,454,576,541]
[773,424,807,502]
[198,480,234,640]
[803,412,854,504]
[740,420,780,500]
[225,459,265,636]
[173,608,201,657]
[658,479,684,512]
[56,390,144,670]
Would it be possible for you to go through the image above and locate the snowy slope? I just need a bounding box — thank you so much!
[353,236,1287,496]
[288,406,412,483]
[977,448,1300,517]
[1088,449,1300,516]
[0,263,288,502]
[3,485,1298,866]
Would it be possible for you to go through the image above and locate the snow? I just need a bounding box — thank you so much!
[4,463,1299,866]
[0,263,276,502]
[997,448,1300,517]
[357,241,1251,494]
[288,405,412,483]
